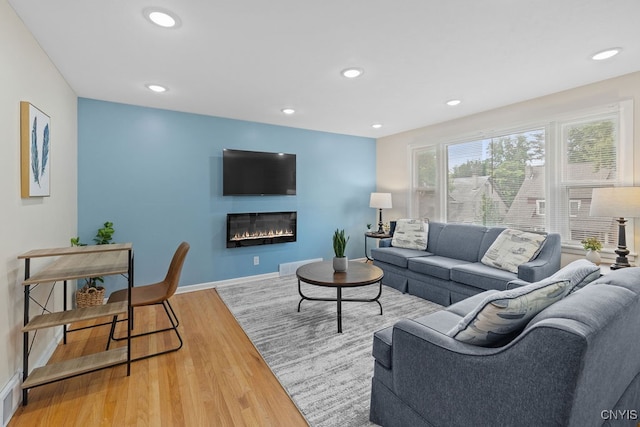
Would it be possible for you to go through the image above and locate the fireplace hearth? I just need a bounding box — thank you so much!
[227,211,297,248]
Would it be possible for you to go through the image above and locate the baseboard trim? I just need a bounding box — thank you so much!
[176,271,280,294]
[176,258,368,294]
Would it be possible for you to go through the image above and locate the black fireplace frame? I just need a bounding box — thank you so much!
[226,211,297,248]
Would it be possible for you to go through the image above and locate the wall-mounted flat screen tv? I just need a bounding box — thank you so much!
[223,149,296,196]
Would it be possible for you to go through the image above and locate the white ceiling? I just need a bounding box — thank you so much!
[8,0,640,138]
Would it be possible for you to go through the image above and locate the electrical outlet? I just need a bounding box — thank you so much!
[253,256,259,265]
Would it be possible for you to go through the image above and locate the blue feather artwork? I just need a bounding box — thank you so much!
[41,123,49,177]
[31,116,40,185]
[22,102,51,197]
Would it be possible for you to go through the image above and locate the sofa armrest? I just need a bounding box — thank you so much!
[506,278,530,289]
[517,233,561,282]
[378,238,393,248]
[389,318,584,426]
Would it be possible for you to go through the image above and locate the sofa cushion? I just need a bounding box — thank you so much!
[447,277,572,346]
[373,309,462,369]
[371,246,431,268]
[481,229,547,273]
[413,310,463,334]
[451,262,517,291]
[372,326,394,368]
[392,219,429,250]
[408,256,471,280]
[434,223,487,262]
[446,290,500,317]
[584,267,640,295]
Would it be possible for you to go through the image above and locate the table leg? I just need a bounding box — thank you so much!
[337,287,342,333]
[297,278,305,312]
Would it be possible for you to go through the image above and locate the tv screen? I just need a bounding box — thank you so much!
[223,149,296,196]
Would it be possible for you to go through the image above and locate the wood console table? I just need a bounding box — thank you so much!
[18,243,134,405]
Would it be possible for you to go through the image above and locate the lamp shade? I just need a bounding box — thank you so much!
[590,187,640,218]
[370,192,392,209]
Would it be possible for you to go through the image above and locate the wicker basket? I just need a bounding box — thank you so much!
[76,286,105,308]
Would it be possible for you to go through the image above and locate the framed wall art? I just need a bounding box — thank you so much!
[20,101,51,197]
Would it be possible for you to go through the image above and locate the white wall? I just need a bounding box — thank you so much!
[376,71,640,265]
[0,0,77,407]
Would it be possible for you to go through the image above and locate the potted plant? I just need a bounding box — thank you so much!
[332,228,350,272]
[581,237,602,265]
[71,221,115,307]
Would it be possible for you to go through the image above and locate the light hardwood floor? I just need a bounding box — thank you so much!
[9,288,308,426]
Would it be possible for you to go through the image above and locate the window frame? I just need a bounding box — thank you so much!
[408,100,635,257]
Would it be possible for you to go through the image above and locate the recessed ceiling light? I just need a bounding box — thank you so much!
[146,84,167,93]
[341,68,364,79]
[372,123,382,129]
[591,48,621,61]
[143,8,181,28]
[446,99,461,106]
[281,108,295,115]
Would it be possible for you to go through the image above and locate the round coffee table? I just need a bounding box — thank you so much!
[296,261,384,333]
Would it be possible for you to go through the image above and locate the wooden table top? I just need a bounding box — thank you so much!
[19,243,133,285]
[296,261,383,288]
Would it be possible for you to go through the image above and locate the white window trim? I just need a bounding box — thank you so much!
[408,100,635,258]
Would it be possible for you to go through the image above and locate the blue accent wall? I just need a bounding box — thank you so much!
[78,98,376,290]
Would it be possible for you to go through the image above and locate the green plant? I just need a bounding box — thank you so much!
[71,221,115,288]
[366,223,372,230]
[93,221,115,244]
[332,228,350,258]
[581,237,602,251]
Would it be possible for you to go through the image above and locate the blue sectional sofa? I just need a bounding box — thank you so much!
[369,266,640,427]
[371,221,561,305]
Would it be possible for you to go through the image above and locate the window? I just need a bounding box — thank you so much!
[560,115,619,247]
[410,101,633,251]
[412,146,439,220]
[444,128,545,229]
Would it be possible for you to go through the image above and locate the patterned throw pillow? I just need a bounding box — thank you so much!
[481,229,547,273]
[547,259,601,293]
[391,219,429,250]
[448,278,572,347]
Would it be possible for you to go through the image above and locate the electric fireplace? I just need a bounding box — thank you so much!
[227,211,297,248]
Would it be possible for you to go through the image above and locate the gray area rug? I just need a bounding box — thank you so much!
[217,274,442,426]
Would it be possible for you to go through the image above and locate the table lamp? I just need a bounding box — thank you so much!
[590,187,640,269]
[370,192,392,234]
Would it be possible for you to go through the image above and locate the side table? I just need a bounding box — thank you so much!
[365,232,392,261]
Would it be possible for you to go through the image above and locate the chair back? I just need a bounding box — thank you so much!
[164,242,190,298]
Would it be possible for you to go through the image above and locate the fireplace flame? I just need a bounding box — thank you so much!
[231,228,294,241]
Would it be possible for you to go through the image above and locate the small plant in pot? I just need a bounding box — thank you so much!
[71,221,115,307]
[581,236,602,265]
[332,228,350,272]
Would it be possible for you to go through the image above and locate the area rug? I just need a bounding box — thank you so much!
[216,274,442,426]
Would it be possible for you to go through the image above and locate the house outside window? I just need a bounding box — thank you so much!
[569,200,581,218]
[409,101,633,251]
[537,199,580,217]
